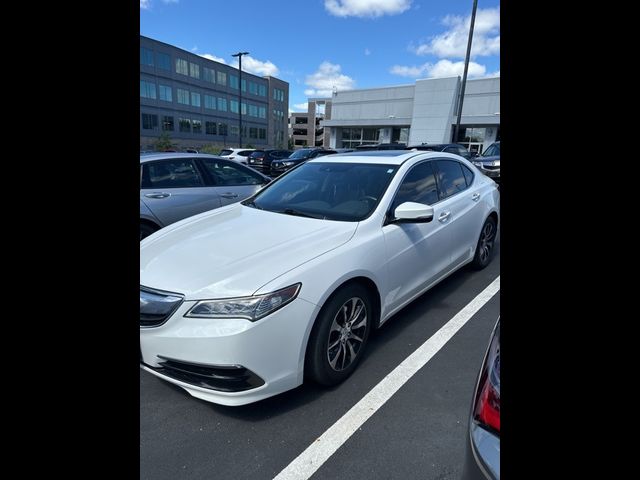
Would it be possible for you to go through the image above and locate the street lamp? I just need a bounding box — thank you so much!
[232,51,249,148]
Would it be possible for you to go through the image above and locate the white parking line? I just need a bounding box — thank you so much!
[273,276,500,480]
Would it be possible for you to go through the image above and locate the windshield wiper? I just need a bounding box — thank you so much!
[280,208,323,219]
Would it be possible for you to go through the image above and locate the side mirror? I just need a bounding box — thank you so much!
[391,202,434,223]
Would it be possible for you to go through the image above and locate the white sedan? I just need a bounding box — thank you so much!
[140,150,499,406]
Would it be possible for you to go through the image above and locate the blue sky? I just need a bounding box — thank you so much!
[140,0,500,112]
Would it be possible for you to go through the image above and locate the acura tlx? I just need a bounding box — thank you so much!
[140,150,499,406]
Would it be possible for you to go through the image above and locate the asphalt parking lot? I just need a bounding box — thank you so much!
[140,246,500,480]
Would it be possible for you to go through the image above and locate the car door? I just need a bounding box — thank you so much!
[382,160,453,312]
[197,157,268,206]
[433,159,484,266]
[140,157,222,227]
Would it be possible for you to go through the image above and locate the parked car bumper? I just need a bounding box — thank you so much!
[140,297,318,406]
[461,422,500,479]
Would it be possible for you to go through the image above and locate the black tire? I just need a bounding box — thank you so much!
[470,216,497,270]
[140,222,159,241]
[306,283,373,386]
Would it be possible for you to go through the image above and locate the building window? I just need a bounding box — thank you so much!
[248,104,258,117]
[159,85,172,102]
[249,127,257,139]
[258,107,266,119]
[162,116,174,131]
[249,82,258,95]
[203,67,215,83]
[140,47,154,66]
[258,84,266,97]
[230,100,239,113]
[273,88,284,102]
[204,95,216,110]
[217,97,228,111]
[205,121,217,135]
[230,75,239,89]
[241,102,247,115]
[140,80,156,99]
[219,123,228,136]
[230,125,239,136]
[259,128,266,139]
[179,118,191,133]
[241,79,246,92]
[142,113,158,130]
[191,92,201,107]
[391,127,410,144]
[177,88,190,105]
[192,119,202,134]
[341,127,380,148]
[216,71,227,86]
[176,58,189,75]
[157,52,171,71]
[189,62,200,79]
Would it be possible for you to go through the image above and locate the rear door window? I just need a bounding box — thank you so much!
[199,158,264,186]
[141,159,204,189]
[435,160,468,199]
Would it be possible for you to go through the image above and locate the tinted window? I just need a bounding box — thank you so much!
[462,164,474,186]
[249,151,266,158]
[247,162,398,222]
[457,147,469,157]
[435,160,468,199]
[392,161,439,210]
[238,150,254,157]
[483,143,500,156]
[200,158,264,186]
[142,159,203,189]
[443,147,458,153]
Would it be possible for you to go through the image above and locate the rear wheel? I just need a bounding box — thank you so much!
[140,222,159,241]
[470,217,497,270]
[306,284,373,386]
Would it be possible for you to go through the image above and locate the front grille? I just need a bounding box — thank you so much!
[150,357,265,392]
[483,164,500,171]
[140,286,184,328]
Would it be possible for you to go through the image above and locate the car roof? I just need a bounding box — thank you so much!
[307,150,457,166]
[140,152,225,163]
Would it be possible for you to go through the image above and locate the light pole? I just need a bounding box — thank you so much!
[453,0,478,144]
[232,51,249,148]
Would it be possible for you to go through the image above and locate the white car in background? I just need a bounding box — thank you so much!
[218,148,255,165]
[140,150,500,406]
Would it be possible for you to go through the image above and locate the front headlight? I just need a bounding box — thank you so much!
[185,283,301,321]
[473,161,483,167]
[281,161,295,166]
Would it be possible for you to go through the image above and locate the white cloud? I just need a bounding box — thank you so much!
[390,59,487,79]
[140,0,150,9]
[365,48,371,56]
[191,46,198,52]
[415,7,500,58]
[304,61,355,97]
[293,103,309,112]
[233,56,280,77]
[200,53,227,64]
[324,0,412,18]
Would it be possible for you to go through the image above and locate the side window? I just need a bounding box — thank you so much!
[200,158,264,186]
[392,161,439,211]
[141,159,204,189]
[461,164,474,186]
[457,147,469,157]
[238,150,253,157]
[435,160,468,199]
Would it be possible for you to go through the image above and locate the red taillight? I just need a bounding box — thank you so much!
[473,322,500,434]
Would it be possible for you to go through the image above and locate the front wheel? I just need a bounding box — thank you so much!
[306,284,373,386]
[470,217,497,270]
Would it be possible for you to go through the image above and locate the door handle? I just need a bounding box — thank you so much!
[220,192,239,199]
[144,192,171,199]
[438,211,451,223]
[472,192,480,201]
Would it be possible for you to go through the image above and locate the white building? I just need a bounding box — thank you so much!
[321,76,499,155]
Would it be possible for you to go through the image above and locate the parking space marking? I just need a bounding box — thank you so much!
[273,275,500,480]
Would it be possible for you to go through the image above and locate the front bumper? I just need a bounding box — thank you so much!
[140,297,319,406]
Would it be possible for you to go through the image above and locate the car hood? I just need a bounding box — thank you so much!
[140,203,357,300]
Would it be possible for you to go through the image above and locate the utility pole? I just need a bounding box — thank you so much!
[232,51,249,148]
[453,0,478,143]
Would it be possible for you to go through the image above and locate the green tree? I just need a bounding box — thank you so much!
[152,132,176,152]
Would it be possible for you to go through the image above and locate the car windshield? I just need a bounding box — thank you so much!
[249,151,265,158]
[482,143,500,157]
[288,149,314,159]
[243,162,399,221]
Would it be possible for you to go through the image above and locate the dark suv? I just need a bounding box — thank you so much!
[247,149,293,174]
[407,143,473,160]
[270,148,337,176]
